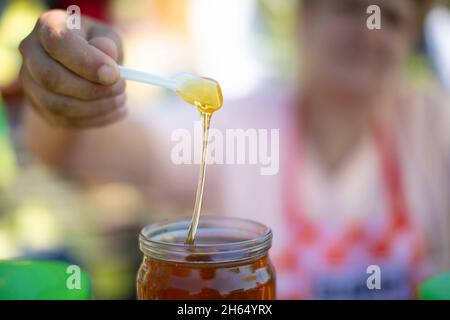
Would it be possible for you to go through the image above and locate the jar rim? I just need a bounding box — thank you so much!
[139,216,272,264]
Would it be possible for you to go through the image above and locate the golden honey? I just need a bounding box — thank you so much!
[177,77,223,244]
[137,217,276,300]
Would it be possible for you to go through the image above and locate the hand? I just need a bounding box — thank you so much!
[19,10,127,128]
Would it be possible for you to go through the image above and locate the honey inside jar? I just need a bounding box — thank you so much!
[137,217,276,300]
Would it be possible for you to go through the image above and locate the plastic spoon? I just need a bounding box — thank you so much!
[118,66,223,113]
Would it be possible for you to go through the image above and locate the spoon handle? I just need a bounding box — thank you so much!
[118,66,177,91]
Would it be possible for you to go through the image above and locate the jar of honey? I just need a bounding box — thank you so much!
[137,217,275,299]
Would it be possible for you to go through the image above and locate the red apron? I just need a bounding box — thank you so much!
[276,105,433,299]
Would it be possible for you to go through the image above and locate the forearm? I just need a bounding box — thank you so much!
[23,106,78,171]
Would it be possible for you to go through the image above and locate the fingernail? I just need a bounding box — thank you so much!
[98,64,118,84]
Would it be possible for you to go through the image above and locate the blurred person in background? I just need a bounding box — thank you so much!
[17,0,450,299]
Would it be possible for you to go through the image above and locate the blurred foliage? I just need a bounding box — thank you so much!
[0,163,152,299]
[256,0,299,78]
[438,0,450,6]
[405,53,435,87]
[0,0,44,87]
[0,101,16,189]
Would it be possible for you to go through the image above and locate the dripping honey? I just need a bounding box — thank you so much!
[176,77,223,244]
[136,80,276,301]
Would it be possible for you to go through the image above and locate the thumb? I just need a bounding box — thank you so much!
[88,37,123,85]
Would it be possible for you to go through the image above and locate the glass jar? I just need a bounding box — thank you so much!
[137,216,275,300]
